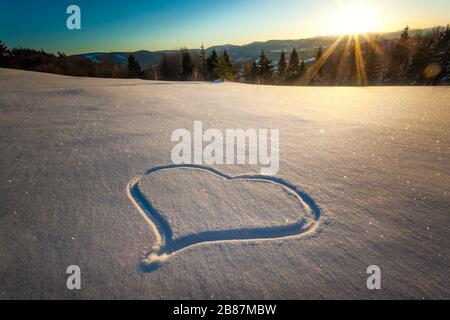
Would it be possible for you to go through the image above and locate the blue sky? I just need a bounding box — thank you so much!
[0,0,449,54]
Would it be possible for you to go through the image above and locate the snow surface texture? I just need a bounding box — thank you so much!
[0,68,449,299]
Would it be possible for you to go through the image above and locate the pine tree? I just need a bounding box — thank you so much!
[277,50,287,83]
[207,49,220,80]
[127,54,142,78]
[257,50,273,84]
[198,44,208,81]
[181,48,194,80]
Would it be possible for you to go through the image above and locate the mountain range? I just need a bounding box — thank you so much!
[71,28,430,68]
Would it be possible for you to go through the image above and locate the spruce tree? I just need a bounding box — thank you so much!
[198,44,208,81]
[316,46,323,61]
[277,50,287,83]
[127,54,142,78]
[181,48,194,81]
[159,54,169,80]
[218,50,235,81]
[0,40,8,67]
[290,59,308,86]
[0,40,7,55]
[366,38,382,85]
[251,61,258,83]
[433,25,450,83]
[313,46,325,84]
[399,59,410,84]
[408,37,433,84]
[258,50,273,84]
[401,26,411,43]
[389,26,411,83]
[299,60,306,77]
[286,48,300,83]
[243,60,258,84]
[207,49,220,80]
[287,48,299,75]
[222,50,233,70]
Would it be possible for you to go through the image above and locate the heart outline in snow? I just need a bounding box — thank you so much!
[126,164,321,272]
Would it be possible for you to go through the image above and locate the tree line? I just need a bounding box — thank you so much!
[0,45,129,78]
[299,25,450,86]
[242,25,450,85]
[1,25,449,85]
[157,45,237,81]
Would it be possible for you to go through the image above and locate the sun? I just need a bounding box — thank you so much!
[334,2,381,35]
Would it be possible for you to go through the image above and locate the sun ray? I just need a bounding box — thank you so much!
[298,35,345,85]
[336,35,354,84]
[354,34,368,86]
[361,33,386,60]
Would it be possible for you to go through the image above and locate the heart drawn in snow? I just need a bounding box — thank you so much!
[126,164,321,272]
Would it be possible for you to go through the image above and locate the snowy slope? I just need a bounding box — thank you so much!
[0,68,448,299]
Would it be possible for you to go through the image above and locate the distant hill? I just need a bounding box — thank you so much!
[71,28,432,68]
